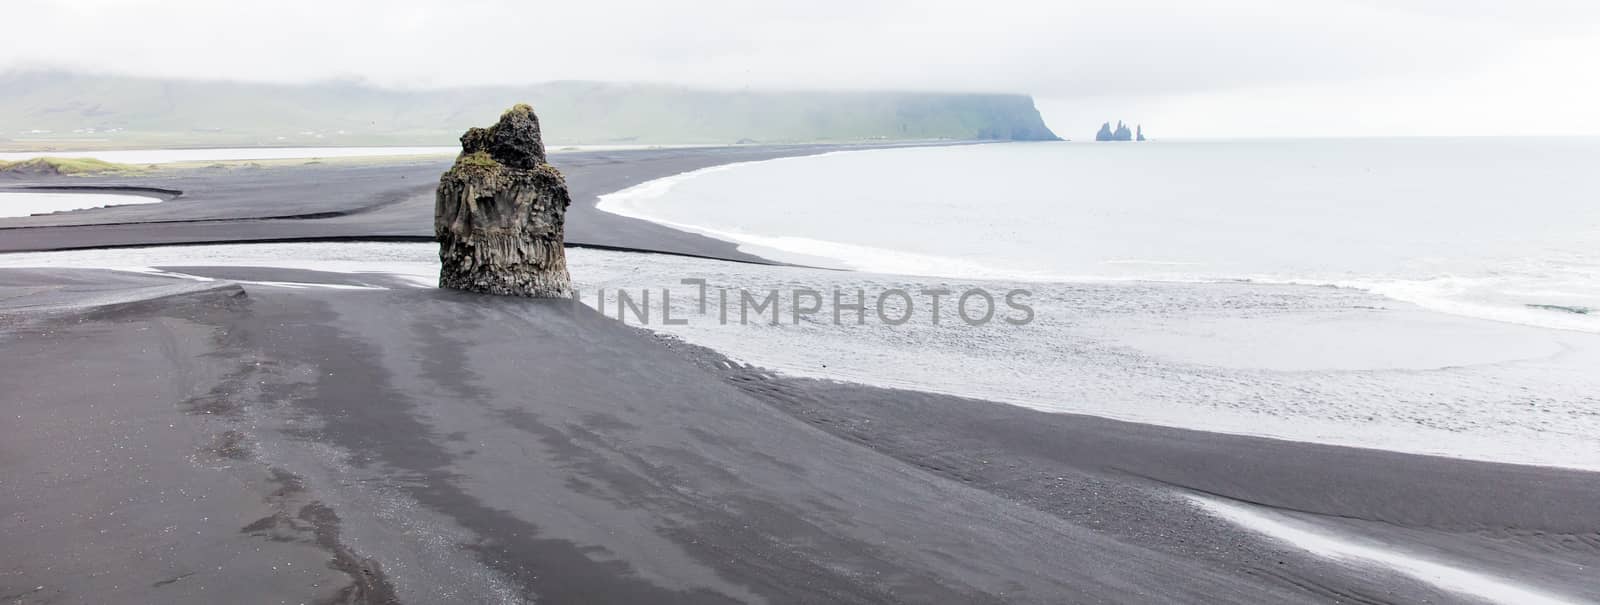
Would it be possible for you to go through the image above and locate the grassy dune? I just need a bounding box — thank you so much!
[0,157,142,176]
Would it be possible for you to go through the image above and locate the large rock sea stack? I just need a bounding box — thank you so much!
[1094,120,1143,142]
[435,104,573,297]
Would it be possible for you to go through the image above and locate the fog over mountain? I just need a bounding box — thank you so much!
[4,0,1600,137]
[0,72,1059,147]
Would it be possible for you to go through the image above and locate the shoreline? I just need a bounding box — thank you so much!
[1,184,184,199]
[5,144,1598,468]
[0,144,887,261]
[589,144,1600,337]
[0,188,170,218]
[9,240,1596,471]
[3,144,1598,602]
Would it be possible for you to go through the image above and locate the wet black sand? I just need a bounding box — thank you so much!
[6,268,1599,604]
[3,147,1599,603]
[0,269,1443,604]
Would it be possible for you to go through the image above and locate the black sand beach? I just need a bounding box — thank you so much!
[0,144,900,260]
[4,146,1598,604]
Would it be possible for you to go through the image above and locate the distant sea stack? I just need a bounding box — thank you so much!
[435,104,573,298]
[1094,121,1146,142]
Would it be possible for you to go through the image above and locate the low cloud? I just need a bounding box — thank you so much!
[6,0,1599,136]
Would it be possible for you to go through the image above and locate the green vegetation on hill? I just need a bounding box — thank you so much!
[0,157,141,176]
[0,72,1058,149]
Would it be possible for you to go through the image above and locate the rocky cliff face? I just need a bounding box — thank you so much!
[435,104,573,297]
[1112,121,1133,141]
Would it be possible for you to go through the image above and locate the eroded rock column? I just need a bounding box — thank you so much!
[435,104,573,297]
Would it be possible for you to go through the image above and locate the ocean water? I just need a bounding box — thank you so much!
[0,191,162,217]
[599,138,1600,333]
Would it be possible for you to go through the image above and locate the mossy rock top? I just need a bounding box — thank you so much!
[457,103,546,170]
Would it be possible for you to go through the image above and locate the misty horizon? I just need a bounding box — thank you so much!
[7,68,1599,144]
[4,0,1600,138]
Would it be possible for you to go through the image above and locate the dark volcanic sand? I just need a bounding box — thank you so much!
[6,267,1599,604]
[0,144,925,260]
[3,146,1598,604]
[0,269,1464,604]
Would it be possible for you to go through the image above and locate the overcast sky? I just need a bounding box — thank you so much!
[6,0,1600,138]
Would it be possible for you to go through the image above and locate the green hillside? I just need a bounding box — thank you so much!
[0,156,141,176]
[0,72,1058,149]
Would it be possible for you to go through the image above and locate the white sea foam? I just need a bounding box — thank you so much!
[1189,496,1585,605]
[0,243,439,286]
[120,267,391,290]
